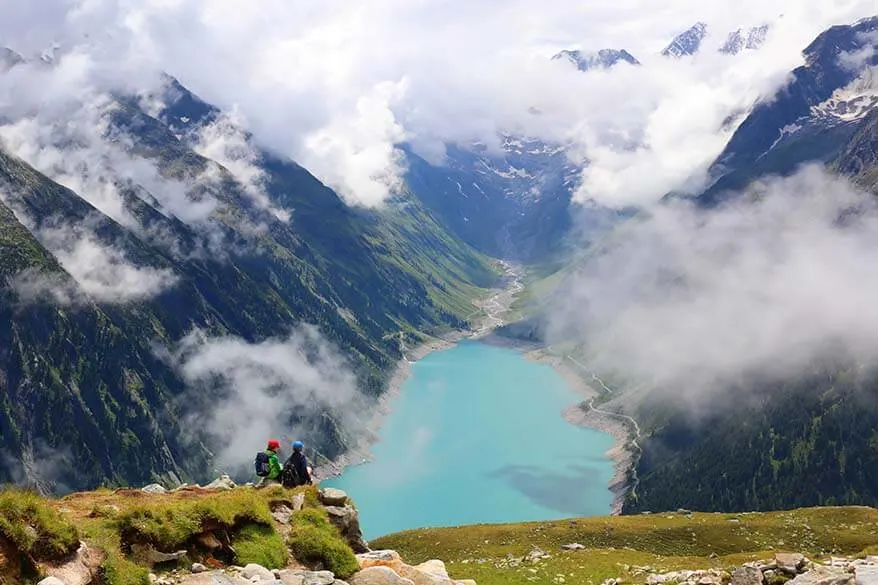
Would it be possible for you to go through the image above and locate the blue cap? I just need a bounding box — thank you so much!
[292,440,304,451]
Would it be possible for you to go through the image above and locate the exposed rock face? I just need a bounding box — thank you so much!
[141,483,168,494]
[325,505,370,553]
[242,563,277,580]
[319,488,349,506]
[42,541,105,585]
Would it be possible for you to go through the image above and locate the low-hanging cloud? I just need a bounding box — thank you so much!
[169,325,367,475]
[0,0,875,208]
[550,166,878,401]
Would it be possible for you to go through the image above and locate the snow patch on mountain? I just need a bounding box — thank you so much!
[552,49,640,72]
[662,22,708,58]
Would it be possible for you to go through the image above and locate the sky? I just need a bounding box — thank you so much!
[0,0,875,207]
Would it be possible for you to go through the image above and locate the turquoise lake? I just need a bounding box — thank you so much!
[325,341,616,539]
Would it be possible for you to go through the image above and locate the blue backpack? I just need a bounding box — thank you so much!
[254,451,271,477]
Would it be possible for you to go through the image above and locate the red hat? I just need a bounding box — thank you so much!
[267,439,281,450]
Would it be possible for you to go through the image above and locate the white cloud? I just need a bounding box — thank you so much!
[37,225,178,303]
[0,0,873,208]
[169,326,366,474]
[550,167,878,401]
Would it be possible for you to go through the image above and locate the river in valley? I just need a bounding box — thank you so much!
[324,340,616,539]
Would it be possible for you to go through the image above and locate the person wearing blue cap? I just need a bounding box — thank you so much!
[281,440,313,487]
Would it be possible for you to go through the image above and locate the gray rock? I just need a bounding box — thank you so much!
[788,567,854,585]
[205,475,237,491]
[272,504,294,525]
[856,566,878,585]
[357,550,401,563]
[561,543,585,551]
[130,543,187,565]
[319,488,349,506]
[141,483,168,494]
[38,578,68,585]
[191,563,208,573]
[349,567,413,585]
[325,505,370,553]
[241,563,275,580]
[277,570,335,585]
[732,567,765,585]
[777,554,807,575]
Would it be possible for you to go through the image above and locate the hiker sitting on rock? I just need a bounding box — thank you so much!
[281,440,313,487]
[254,439,283,486]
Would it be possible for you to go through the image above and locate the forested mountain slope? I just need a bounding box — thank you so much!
[0,69,495,493]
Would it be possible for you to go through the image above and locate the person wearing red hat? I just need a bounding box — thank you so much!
[255,439,283,486]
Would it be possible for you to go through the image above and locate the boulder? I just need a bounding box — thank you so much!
[272,504,294,525]
[415,560,449,578]
[561,543,585,551]
[788,567,854,585]
[319,488,349,506]
[205,475,237,491]
[357,551,403,571]
[350,567,415,585]
[777,554,807,575]
[130,543,187,566]
[191,563,208,573]
[732,567,765,585]
[141,484,168,494]
[398,564,449,585]
[856,566,878,585]
[325,505,370,553]
[42,541,105,585]
[276,570,336,585]
[241,563,276,580]
[38,578,68,585]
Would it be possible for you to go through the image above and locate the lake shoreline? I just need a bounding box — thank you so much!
[316,263,635,517]
[479,335,635,515]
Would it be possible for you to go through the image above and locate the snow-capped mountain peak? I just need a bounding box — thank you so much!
[552,48,640,72]
[720,25,770,55]
[662,22,708,58]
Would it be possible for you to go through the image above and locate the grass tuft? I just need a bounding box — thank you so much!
[232,524,289,569]
[288,507,359,578]
[0,488,79,560]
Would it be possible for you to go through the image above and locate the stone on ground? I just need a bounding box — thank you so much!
[561,543,585,551]
[777,554,807,574]
[292,493,306,511]
[38,578,68,585]
[242,563,276,580]
[276,570,336,585]
[205,474,237,490]
[414,560,449,578]
[349,566,415,585]
[788,567,855,585]
[731,566,765,585]
[272,504,294,525]
[176,572,252,585]
[319,488,349,506]
[130,543,187,565]
[191,562,207,573]
[141,483,167,494]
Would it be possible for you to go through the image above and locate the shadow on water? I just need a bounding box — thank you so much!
[489,463,606,515]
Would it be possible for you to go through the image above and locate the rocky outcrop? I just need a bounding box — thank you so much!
[326,505,369,554]
[354,551,475,585]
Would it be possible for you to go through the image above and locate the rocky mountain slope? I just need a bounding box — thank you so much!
[702,16,878,203]
[0,62,496,492]
[618,17,878,514]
